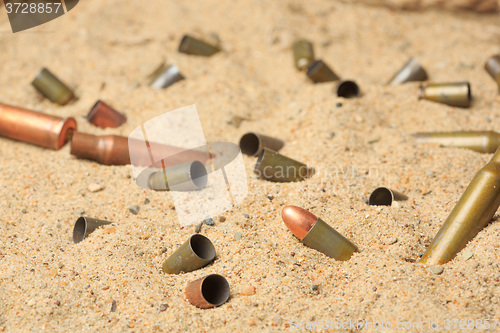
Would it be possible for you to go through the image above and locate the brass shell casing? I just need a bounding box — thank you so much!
[73,217,113,244]
[419,82,472,108]
[292,39,315,71]
[31,68,75,105]
[412,131,500,154]
[306,60,339,83]
[387,58,428,85]
[178,35,221,57]
[485,54,500,93]
[239,132,284,156]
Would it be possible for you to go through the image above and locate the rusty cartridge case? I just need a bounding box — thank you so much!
[412,131,500,154]
[282,205,359,261]
[86,100,127,128]
[73,217,113,244]
[368,187,408,206]
[162,234,216,274]
[149,64,185,89]
[419,146,500,265]
[419,82,472,108]
[178,35,221,57]
[185,274,230,308]
[293,39,315,71]
[239,132,284,156]
[335,80,361,98]
[0,103,76,149]
[148,161,208,191]
[254,148,313,182]
[306,60,339,83]
[31,68,75,105]
[387,58,428,85]
[485,55,500,92]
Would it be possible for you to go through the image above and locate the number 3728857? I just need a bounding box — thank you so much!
[5,2,62,14]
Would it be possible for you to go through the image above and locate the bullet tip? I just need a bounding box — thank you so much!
[281,205,317,240]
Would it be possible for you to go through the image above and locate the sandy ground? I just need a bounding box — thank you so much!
[0,0,500,332]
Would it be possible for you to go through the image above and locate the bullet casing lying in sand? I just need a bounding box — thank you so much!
[162,234,216,274]
[185,274,230,309]
[31,68,76,105]
[73,217,113,244]
[306,60,339,83]
[419,146,500,265]
[368,187,408,206]
[0,103,76,150]
[254,148,313,182]
[419,82,472,108]
[239,132,284,156]
[178,35,221,56]
[412,131,500,154]
[484,55,500,92]
[86,100,127,128]
[292,39,315,71]
[387,58,428,85]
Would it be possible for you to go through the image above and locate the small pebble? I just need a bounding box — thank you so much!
[110,300,117,312]
[128,205,140,215]
[241,286,256,296]
[387,237,398,245]
[336,102,342,107]
[203,217,215,226]
[462,251,474,260]
[159,303,168,311]
[328,132,335,139]
[311,284,319,291]
[88,183,104,193]
[144,198,150,204]
[194,222,203,233]
[27,299,36,306]
[243,214,250,219]
[234,232,242,241]
[76,209,84,215]
[219,216,226,222]
[429,265,444,275]
[267,195,274,201]
[367,137,381,144]
[21,209,27,214]
[160,247,168,253]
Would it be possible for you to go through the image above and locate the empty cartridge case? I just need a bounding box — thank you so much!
[306,60,339,83]
[419,146,500,265]
[148,161,208,191]
[419,82,471,108]
[484,55,500,92]
[387,58,428,85]
[178,35,221,57]
[0,103,76,149]
[31,68,75,105]
[335,80,361,98]
[368,187,408,206]
[281,205,358,261]
[293,39,315,71]
[73,217,113,244]
[86,100,127,128]
[185,274,230,309]
[162,234,216,274]
[239,132,284,156]
[149,64,185,89]
[254,148,313,182]
[412,131,500,154]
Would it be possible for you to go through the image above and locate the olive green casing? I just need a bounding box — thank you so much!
[306,60,339,83]
[178,35,220,57]
[292,39,315,71]
[32,68,75,105]
[254,148,312,182]
[484,55,500,93]
[73,217,113,244]
[162,234,216,274]
[149,161,207,191]
[412,131,500,154]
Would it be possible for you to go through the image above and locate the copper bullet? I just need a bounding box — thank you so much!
[86,100,127,128]
[281,205,358,261]
[185,274,230,309]
[0,103,76,150]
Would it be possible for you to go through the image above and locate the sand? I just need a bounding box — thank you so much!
[0,0,500,332]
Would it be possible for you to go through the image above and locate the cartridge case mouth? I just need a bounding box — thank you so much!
[31,68,76,105]
[387,58,428,85]
[368,187,408,206]
[57,117,77,149]
[254,148,313,182]
[306,60,339,83]
[162,234,216,274]
[335,80,361,98]
[185,274,230,308]
[73,217,113,244]
[178,35,221,57]
[239,132,284,156]
[86,100,127,128]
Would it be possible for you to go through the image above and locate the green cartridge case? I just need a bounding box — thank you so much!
[162,234,216,274]
[419,82,472,108]
[148,161,208,191]
[419,146,500,265]
[368,187,408,206]
[306,60,339,83]
[412,131,500,154]
[387,58,428,85]
[32,68,76,105]
[73,217,113,244]
[302,218,359,261]
[484,55,500,93]
[254,148,313,182]
[178,35,221,56]
[239,132,284,156]
[292,39,315,71]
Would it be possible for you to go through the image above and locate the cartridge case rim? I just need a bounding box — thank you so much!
[185,274,230,308]
[239,132,284,156]
[368,187,408,206]
[189,234,216,261]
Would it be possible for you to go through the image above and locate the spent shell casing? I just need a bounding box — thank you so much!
[254,148,313,182]
[86,100,127,128]
[73,217,113,244]
[335,80,361,98]
[368,187,408,206]
[419,82,472,108]
[148,161,208,191]
[162,234,216,274]
[419,146,500,265]
[239,132,284,156]
[185,274,230,309]
[412,131,500,154]
[292,39,315,71]
[306,60,340,83]
[387,58,428,85]
[178,35,221,57]
[31,68,76,105]
[282,205,359,261]
[149,64,185,89]
[484,54,500,92]
[0,103,76,150]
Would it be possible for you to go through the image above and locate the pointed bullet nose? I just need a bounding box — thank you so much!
[281,205,317,240]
